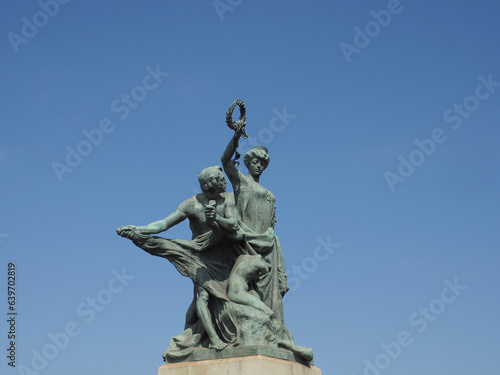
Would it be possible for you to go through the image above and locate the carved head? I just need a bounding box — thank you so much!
[198,166,227,195]
[244,146,270,177]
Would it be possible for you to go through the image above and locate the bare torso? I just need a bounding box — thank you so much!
[182,193,234,238]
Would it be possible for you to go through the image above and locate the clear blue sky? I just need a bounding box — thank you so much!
[1,1,499,374]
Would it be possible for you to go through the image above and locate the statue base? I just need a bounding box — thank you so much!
[165,345,313,366]
[159,354,321,375]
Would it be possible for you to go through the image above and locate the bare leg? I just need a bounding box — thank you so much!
[196,287,227,350]
[184,291,197,329]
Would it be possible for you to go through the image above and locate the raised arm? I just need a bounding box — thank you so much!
[221,130,243,185]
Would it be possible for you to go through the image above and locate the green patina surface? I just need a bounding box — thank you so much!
[117,100,314,365]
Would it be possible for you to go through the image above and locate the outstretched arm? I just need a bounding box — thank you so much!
[117,207,188,239]
[136,208,187,234]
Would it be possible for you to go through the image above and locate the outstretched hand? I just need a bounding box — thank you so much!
[116,225,139,239]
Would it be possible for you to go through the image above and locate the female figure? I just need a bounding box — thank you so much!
[222,129,312,362]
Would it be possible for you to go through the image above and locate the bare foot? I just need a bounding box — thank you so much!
[277,340,313,363]
[292,345,314,362]
[209,338,228,351]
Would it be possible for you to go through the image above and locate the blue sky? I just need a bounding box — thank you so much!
[1,1,499,374]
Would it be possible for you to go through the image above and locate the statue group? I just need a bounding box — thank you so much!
[117,101,313,364]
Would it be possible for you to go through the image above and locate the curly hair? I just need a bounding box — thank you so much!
[243,146,270,169]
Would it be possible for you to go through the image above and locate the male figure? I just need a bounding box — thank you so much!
[117,166,238,351]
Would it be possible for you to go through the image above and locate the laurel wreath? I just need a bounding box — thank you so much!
[226,99,248,139]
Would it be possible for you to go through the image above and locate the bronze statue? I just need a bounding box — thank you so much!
[117,100,313,364]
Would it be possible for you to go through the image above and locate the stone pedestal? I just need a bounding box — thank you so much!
[158,355,322,375]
